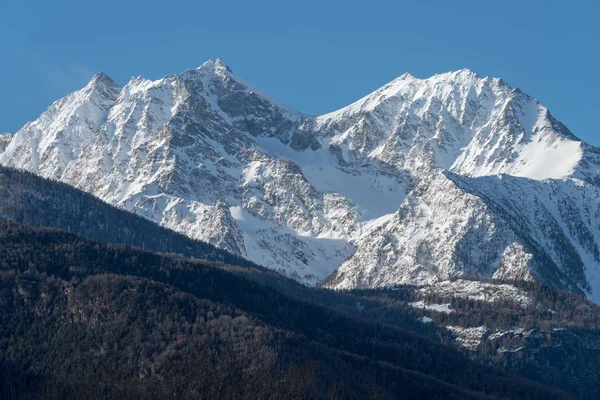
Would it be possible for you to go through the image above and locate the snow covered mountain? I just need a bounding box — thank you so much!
[2,59,600,303]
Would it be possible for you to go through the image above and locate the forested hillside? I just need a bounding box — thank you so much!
[0,220,572,399]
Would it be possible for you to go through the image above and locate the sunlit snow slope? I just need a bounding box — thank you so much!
[2,60,600,303]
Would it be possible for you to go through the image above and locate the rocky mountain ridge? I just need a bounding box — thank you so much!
[2,59,600,304]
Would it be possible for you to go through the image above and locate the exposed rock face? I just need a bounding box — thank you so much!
[3,60,600,303]
[0,133,12,154]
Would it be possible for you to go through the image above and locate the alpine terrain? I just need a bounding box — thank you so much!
[1,164,599,398]
[2,59,600,305]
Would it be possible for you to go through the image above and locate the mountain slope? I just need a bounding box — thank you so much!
[0,133,11,154]
[0,219,575,399]
[3,60,600,302]
[325,171,600,305]
[0,166,256,269]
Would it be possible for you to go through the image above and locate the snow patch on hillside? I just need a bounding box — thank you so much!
[418,280,532,307]
[409,301,454,314]
[446,326,487,349]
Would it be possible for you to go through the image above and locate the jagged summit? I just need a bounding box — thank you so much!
[394,68,480,82]
[3,60,600,304]
[83,72,121,101]
[89,71,118,85]
[437,67,480,79]
[197,57,233,73]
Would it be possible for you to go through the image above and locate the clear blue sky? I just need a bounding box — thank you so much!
[1,0,598,144]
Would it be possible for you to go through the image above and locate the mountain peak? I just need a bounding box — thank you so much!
[454,67,478,75]
[433,68,480,82]
[197,58,233,74]
[397,72,415,80]
[214,57,231,71]
[88,72,119,88]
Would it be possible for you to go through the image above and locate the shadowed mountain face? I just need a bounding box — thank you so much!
[2,60,600,304]
[0,166,257,269]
